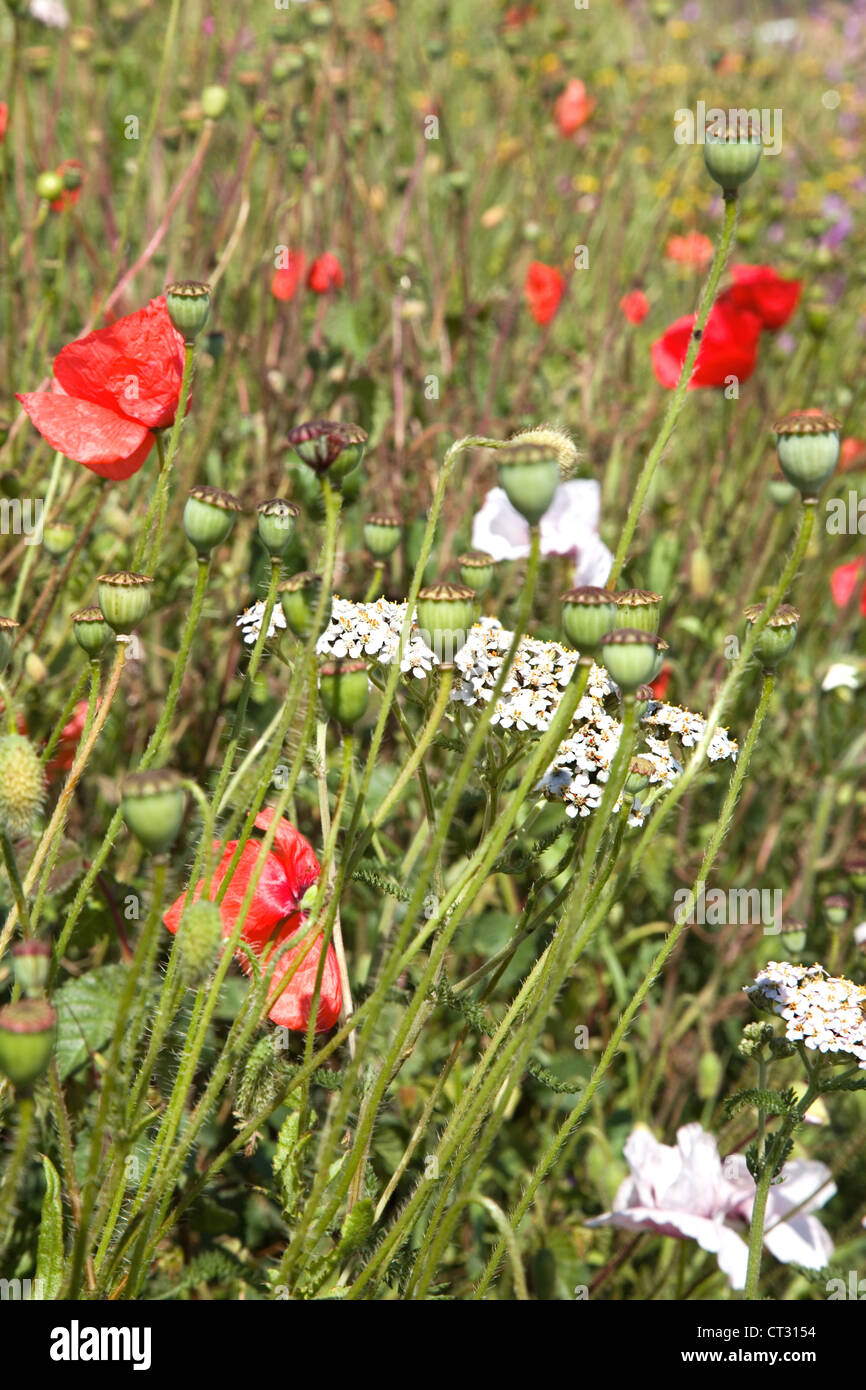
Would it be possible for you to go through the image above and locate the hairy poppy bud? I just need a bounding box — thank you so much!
[703,120,762,193]
[0,734,44,840]
[613,588,663,635]
[363,513,402,560]
[458,550,495,594]
[42,522,76,559]
[416,582,476,665]
[0,615,18,673]
[337,1197,374,1257]
[165,281,212,343]
[11,940,51,996]
[561,586,616,654]
[600,628,659,692]
[774,411,840,496]
[744,602,799,668]
[286,420,367,484]
[257,498,299,557]
[0,1000,56,1089]
[279,571,323,639]
[97,572,153,634]
[177,900,224,985]
[318,658,370,728]
[121,769,186,854]
[72,607,112,659]
[184,485,243,556]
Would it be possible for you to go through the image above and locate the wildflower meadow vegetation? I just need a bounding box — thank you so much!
[1,0,865,1323]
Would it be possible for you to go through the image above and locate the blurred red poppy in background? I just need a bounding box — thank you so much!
[0,103,8,144]
[651,300,762,390]
[50,159,85,213]
[720,264,801,331]
[307,253,344,294]
[17,297,186,480]
[163,808,342,1032]
[525,261,565,325]
[620,289,650,324]
[46,698,91,778]
[666,232,714,269]
[271,250,306,302]
[554,79,595,135]
[830,559,866,617]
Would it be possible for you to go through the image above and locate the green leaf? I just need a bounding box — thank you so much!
[54,964,128,1080]
[35,1155,64,1299]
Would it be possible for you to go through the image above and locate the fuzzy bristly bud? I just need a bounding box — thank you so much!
[0,734,45,840]
[177,900,224,985]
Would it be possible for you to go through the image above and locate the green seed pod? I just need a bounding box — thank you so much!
[308,3,332,29]
[0,1000,56,1089]
[561,586,617,654]
[318,658,370,728]
[767,475,797,507]
[72,607,113,659]
[697,1050,723,1101]
[257,498,299,557]
[201,84,229,120]
[364,513,402,560]
[11,940,51,997]
[279,571,323,639]
[285,420,368,485]
[36,170,64,203]
[121,769,186,855]
[743,602,799,668]
[823,893,849,927]
[496,440,560,526]
[780,920,808,957]
[458,550,495,594]
[0,616,19,673]
[600,628,660,692]
[703,124,762,193]
[0,734,45,840]
[625,755,656,795]
[183,485,244,555]
[774,411,840,496]
[338,1197,374,1257]
[613,588,663,635]
[415,582,477,665]
[97,571,153,634]
[165,280,211,343]
[177,900,224,985]
[42,522,76,559]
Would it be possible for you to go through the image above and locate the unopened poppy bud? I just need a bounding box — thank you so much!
[11,940,51,996]
[774,411,840,496]
[121,769,186,854]
[184,485,243,556]
[561,586,617,654]
[496,436,564,526]
[600,628,659,692]
[458,550,495,594]
[201,84,229,120]
[286,420,368,484]
[767,475,797,507]
[613,588,663,635]
[823,893,849,927]
[363,513,402,560]
[0,616,18,673]
[0,734,44,840]
[72,607,112,659]
[279,571,323,639]
[318,658,370,728]
[416,582,477,665]
[804,294,830,338]
[337,1197,374,1257]
[97,572,153,634]
[254,102,283,144]
[42,522,76,559]
[177,900,224,985]
[36,169,64,203]
[703,119,762,193]
[257,498,299,557]
[744,602,799,668]
[0,1000,56,1089]
[165,281,211,343]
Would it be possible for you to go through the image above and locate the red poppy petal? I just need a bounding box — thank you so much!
[53,298,185,431]
[253,809,320,900]
[16,392,154,479]
[265,928,342,1032]
[830,559,866,609]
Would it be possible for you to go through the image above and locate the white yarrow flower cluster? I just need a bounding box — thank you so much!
[746,962,866,1069]
[236,600,287,645]
[644,702,739,762]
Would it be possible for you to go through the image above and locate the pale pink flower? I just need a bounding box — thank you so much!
[471,480,612,586]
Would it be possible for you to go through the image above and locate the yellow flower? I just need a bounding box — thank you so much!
[668,19,690,39]
[540,52,561,75]
[575,173,599,193]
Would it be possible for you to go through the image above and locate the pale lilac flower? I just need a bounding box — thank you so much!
[724,1155,836,1271]
[471,480,612,586]
[29,0,69,26]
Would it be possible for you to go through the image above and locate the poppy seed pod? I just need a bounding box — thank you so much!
[201,84,229,120]
[279,571,324,639]
[364,513,402,560]
[767,475,797,507]
[165,281,212,343]
[0,734,45,840]
[42,522,76,559]
[0,1000,56,1089]
[0,616,19,673]
[823,893,849,927]
[286,420,367,484]
[600,628,660,692]
[495,440,560,526]
[561,586,617,654]
[625,755,656,795]
[184,485,244,555]
[318,658,370,728]
[11,940,51,996]
[97,572,153,634]
[121,769,186,854]
[416,583,477,666]
[72,607,113,659]
[703,123,762,193]
[774,411,840,496]
[744,602,799,668]
[257,498,299,557]
[458,550,495,594]
[613,589,663,635]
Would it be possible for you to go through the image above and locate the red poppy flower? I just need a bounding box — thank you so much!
[307,253,344,294]
[719,264,801,331]
[0,103,8,144]
[840,437,866,472]
[650,300,762,390]
[666,232,714,269]
[554,79,595,136]
[271,250,306,302]
[503,4,537,28]
[50,159,85,213]
[17,296,186,481]
[830,559,866,616]
[620,289,650,324]
[163,808,342,1032]
[46,698,91,777]
[525,261,566,326]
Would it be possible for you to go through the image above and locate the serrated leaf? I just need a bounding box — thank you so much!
[35,1155,64,1299]
[54,964,129,1081]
